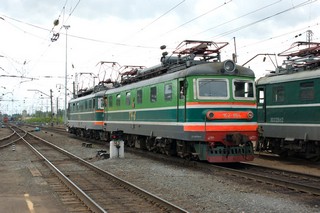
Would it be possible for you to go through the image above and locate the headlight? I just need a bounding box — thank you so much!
[206,111,215,120]
[223,60,236,73]
[247,111,254,120]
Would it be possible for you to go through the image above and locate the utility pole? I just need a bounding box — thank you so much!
[63,25,70,125]
[28,89,54,122]
[50,89,53,122]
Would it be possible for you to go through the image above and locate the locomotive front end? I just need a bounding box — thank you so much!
[185,60,257,162]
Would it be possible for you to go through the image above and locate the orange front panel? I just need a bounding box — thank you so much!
[209,111,251,120]
[94,121,104,126]
[184,124,258,132]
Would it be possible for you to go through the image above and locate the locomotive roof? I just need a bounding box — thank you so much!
[257,41,320,85]
[106,60,255,94]
[69,90,105,103]
[256,67,320,85]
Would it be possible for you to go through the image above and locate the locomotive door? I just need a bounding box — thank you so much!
[177,79,186,122]
[104,96,108,121]
[257,86,266,122]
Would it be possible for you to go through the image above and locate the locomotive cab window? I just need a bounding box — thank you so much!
[137,89,143,104]
[116,94,121,106]
[258,88,265,104]
[179,81,185,99]
[272,86,284,103]
[197,78,228,99]
[103,97,108,107]
[126,92,131,106]
[233,79,254,99]
[108,95,113,107]
[164,83,172,101]
[150,86,157,102]
[89,100,92,109]
[98,98,104,109]
[300,82,314,101]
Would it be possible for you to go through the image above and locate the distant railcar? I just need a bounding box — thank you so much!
[256,41,320,160]
[103,40,257,163]
[67,81,113,140]
[3,116,8,123]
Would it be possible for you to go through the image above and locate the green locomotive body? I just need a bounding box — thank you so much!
[67,83,111,140]
[256,41,320,159]
[103,40,257,163]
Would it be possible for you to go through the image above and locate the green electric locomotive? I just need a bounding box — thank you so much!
[256,41,320,160]
[103,40,257,163]
[67,81,114,140]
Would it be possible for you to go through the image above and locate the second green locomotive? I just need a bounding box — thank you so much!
[256,41,320,160]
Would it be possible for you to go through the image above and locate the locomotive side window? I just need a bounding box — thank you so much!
[108,95,113,107]
[89,100,92,109]
[233,80,254,99]
[116,94,121,106]
[126,92,131,106]
[150,86,157,102]
[93,98,96,109]
[258,88,265,104]
[300,82,314,101]
[137,89,143,104]
[179,81,185,99]
[197,78,228,99]
[98,98,104,109]
[272,86,284,103]
[164,83,172,101]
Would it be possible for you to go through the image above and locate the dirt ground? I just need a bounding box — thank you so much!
[0,127,67,213]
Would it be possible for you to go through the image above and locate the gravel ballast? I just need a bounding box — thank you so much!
[29,129,319,213]
[0,125,315,213]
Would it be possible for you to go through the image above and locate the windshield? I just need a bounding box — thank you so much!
[233,79,255,99]
[197,79,228,99]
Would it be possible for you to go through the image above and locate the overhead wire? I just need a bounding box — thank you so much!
[193,0,282,36]
[238,22,320,51]
[130,0,186,37]
[1,1,319,76]
[160,0,233,37]
[0,0,82,90]
[210,0,318,39]
[93,0,187,71]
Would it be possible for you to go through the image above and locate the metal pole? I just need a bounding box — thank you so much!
[50,89,53,125]
[63,25,70,125]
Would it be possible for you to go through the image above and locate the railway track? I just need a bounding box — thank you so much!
[220,163,320,196]
[126,146,320,197]
[0,126,23,148]
[26,124,320,197]
[13,126,188,213]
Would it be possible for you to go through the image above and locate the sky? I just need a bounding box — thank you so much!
[0,0,319,115]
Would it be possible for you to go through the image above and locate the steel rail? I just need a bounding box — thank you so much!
[27,131,189,213]
[16,129,107,213]
[127,146,320,196]
[0,126,24,148]
[219,165,320,196]
[237,162,320,196]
